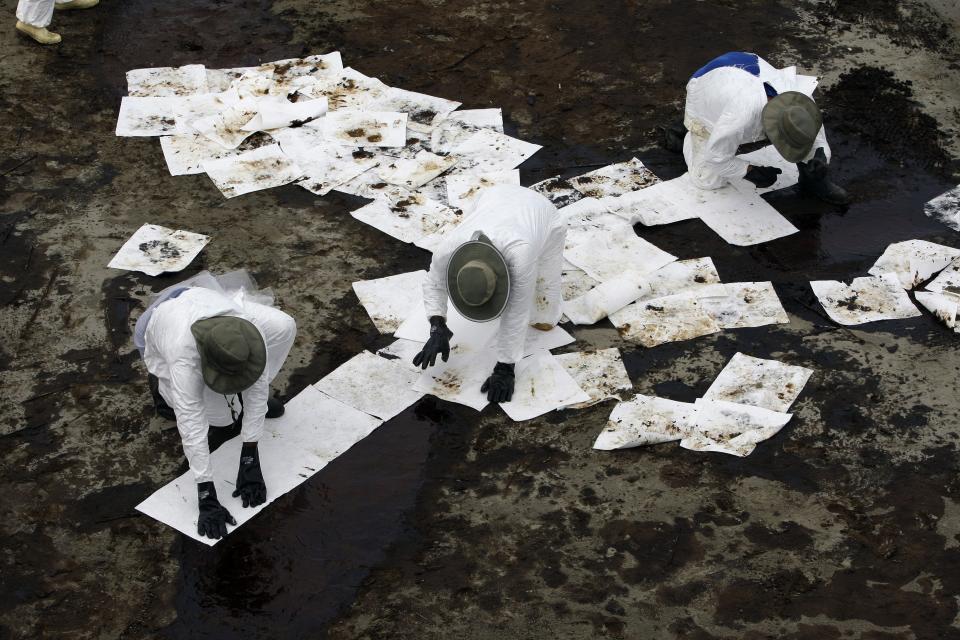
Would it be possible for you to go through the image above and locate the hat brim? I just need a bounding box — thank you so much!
[447,240,510,322]
[190,317,267,395]
[761,91,822,163]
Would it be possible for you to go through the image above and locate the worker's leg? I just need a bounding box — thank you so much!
[54,0,99,11]
[15,0,60,44]
[529,224,566,328]
[797,129,849,206]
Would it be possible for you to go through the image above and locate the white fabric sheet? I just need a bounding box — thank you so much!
[924,185,960,233]
[352,270,426,334]
[313,351,424,421]
[350,193,460,244]
[271,125,379,195]
[377,338,427,372]
[202,143,304,199]
[107,224,210,276]
[926,257,960,296]
[915,291,959,333]
[562,270,651,325]
[562,221,676,282]
[311,67,390,111]
[594,394,696,450]
[811,273,922,325]
[241,97,328,132]
[699,281,789,328]
[412,346,496,411]
[323,110,408,147]
[444,170,520,212]
[191,101,261,149]
[501,351,591,421]
[369,87,461,133]
[159,133,267,176]
[610,294,721,347]
[867,239,960,289]
[679,398,793,457]
[568,158,661,198]
[703,352,813,413]
[135,386,383,545]
[695,185,799,245]
[449,129,541,174]
[126,64,208,97]
[116,97,180,136]
[530,176,586,209]
[555,349,632,409]
[377,150,457,189]
[430,108,505,153]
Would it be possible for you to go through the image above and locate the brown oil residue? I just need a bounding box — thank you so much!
[346,127,366,137]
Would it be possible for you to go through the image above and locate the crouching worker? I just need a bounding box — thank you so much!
[135,284,296,539]
[414,185,565,403]
[672,51,849,205]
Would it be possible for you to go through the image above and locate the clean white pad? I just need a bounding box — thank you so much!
[703,352,813,413]
[867,239,960,289]
[699,281,789,328]
[116,97,180,136]
[202,143,304,199]
[352,270,426,334]
[500,351,591,421]
[135,386,384,545]
[924,185,960,233]
[126,64,208,97]
[679,398,792,457]
[314,351,424,421]
[323,110,408,147]
[563,221,676,282]
[594,394,696,450]
[811,273,921,325]
[568,158,661,198]
[555,348,632,409]
[108,224,210,276]
[562,270,650,325]
[695,186,799,246]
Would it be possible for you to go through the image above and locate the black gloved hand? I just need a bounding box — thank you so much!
[744,164,782,188]
[412,316,453,370]
[197,481,236,540]
[481,361,515,403]
[232,442,267,508]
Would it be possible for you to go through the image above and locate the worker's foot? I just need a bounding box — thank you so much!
[55,0,99,10]
[15,21,61,44]
[148,373,176,421]
[266,396,285,419]
[658,121,687,153]
[798,171,851,206]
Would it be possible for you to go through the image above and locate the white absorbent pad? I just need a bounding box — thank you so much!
[107,224,210,276]
[733,146,800,194]
[350,192,460,244]
[529,176,586,209]
[703,352,813,413]
[430,108,505,153]
[609,294,721,347]
[313,351,424,421]
[924,185,960,233]
[136,386,385,545]
[377,150,458,189]
[444,170,520,212]
[554,348,632,409]
[567,158,661,198]
[811,273,922,325]
[241,97,328,132]
[699,281,789,329]
[202,143,304,199]
[915,290,960,333]
[594,394,697,450]
[322,110,408,147]
[352,270,427,334]
[562,221,676,282]
[867,239,960,289]
[449,129,541,174]
[369,87,461,133]
[679,398,793,457]
[116,96,180,136]
[126,64,208,97]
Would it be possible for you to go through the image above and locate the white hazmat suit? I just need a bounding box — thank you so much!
[423,185,565,364]
[16,0,71,28]
[141,287,296,483]
[683,52,830,190]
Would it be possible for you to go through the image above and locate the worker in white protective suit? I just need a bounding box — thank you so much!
[414,185,565,403]
[15,0,98,45]
[673,51,849,205]
[136,283,296,540]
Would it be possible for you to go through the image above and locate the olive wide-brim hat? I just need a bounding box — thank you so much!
[761,91,823,163]
[190,316,267,395]
[447,234,510,322]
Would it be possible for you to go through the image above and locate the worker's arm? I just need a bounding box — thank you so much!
[529,224,566,328]
[496,243,537,364]
[168,356,214,483]
[690,107,755,189]
[239,373,268,443]
[422,242,453,320]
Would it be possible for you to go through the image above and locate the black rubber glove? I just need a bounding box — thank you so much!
[481,362,515,403]
[232,442,267,508]
[801,147,829,180]
[744,164,782,188]
[197,481,236,540]
[412,316,453,369]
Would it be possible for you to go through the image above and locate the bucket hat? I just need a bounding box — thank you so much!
[446,232,510,322]
[190,316,267,395]
[761,91,823,163]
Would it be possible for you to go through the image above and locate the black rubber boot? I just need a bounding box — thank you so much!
[797,152,850,206]
[266,396,285,419]
[148,373,176,421]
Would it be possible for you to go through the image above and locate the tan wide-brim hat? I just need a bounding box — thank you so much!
[446,234,510,322]
[761,91,823,163]
[190,316,267,395]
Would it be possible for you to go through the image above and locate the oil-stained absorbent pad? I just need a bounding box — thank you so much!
[191,101,262,149]
[555,349,632,409]
[430,108,505,153]
[530,176,585,209]
[914,291,959,333]
[377,150,457,189]
[369,87,461,133]
[241,97,328,132]
[413,347,497,411]
[926,258,960,296]
[924,185,960,233]
[323,110,408,147]
[264,52,344,94]
[377,339,427,373]
[449,129,541,174]
[606,179,700,226]
[500,351,591,422]
[610,294,721,347]
[561,269,599,301]
[645,258,727,300]
[699,281,789,328]
[568,158,661,199]
[108,224,210,277]
[202,144,303,199]
[594,394,696,450]
[312,67,390,111]
[563,222,676,282]
[135,386,383,546]
[159,134,258,176]
[350,194,459,244]
[272,126,379,195]
[733,146,799,194]
[314,351,424,421]
[703,352,813,413]
[679,398,792,457]
[562,270,651,325]
[445,170,520,212]
[116,96,180,136]
[169,92,239,136]
[694,183,798,246]
[867,239,960,289]
[811,274,921,325]
[352,270,426,334]
[126,64,208,97]
[558,197,621,229]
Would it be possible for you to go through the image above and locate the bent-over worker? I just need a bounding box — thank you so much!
[136,284,296,539]
[414,185,565,403]
[15,0,98,45]
[676,51,849,205]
